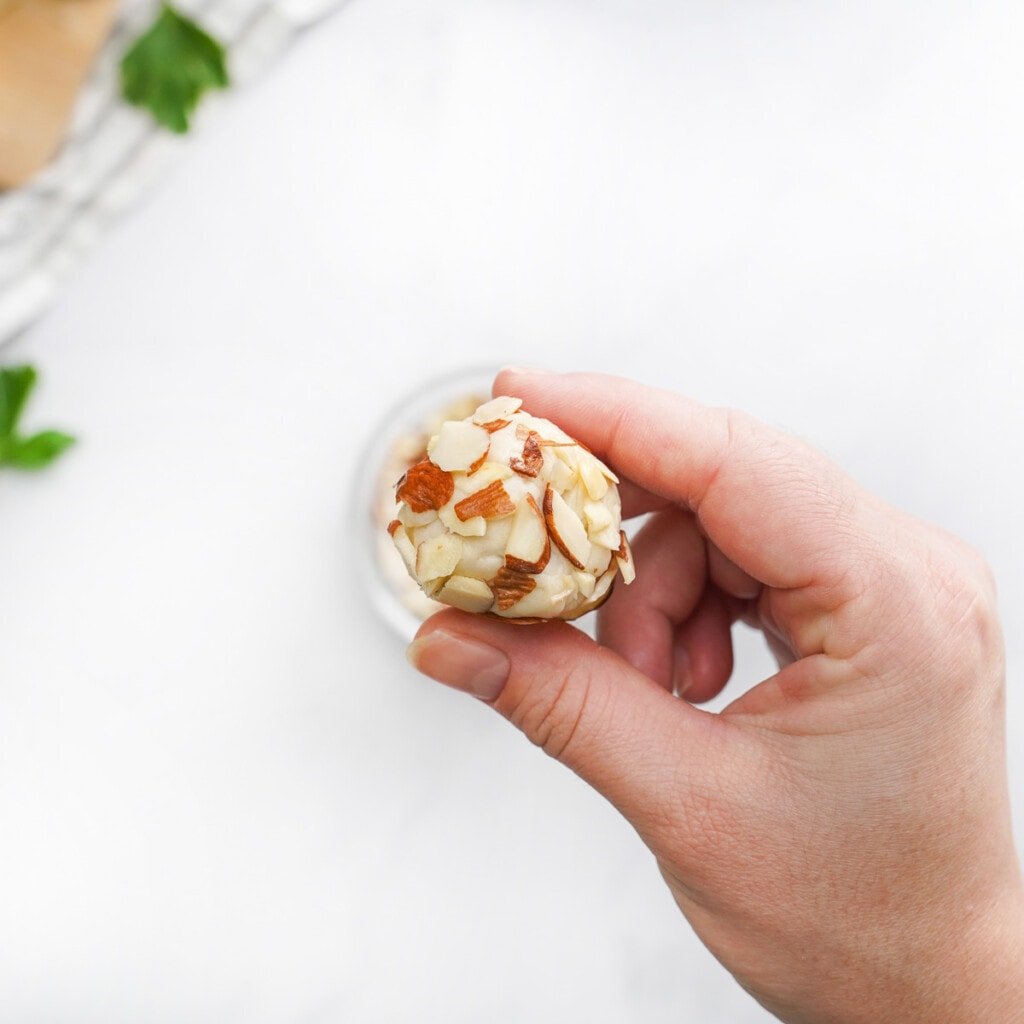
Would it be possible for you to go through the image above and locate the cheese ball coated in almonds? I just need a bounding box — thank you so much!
[388,396,635,621]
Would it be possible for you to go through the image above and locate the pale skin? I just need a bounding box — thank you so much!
[407,368,1024,1024]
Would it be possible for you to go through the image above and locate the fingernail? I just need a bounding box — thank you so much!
[500,365,553,376]
[407,629,510,702]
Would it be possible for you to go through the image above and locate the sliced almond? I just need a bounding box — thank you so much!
[429,421,491,473]
[510,432,544,477]
[547,458,575,492]
[453,461,513,497]
[398,504,439,529]
[495,573,572,618]
[544,486,591,570]
[490,565,537,611]
[589,521,622,550]
[531,419,576,445]
[466,450,489,476]
[564,483,587,520]
[390,523,417,576]
[410,518,446,547]
[416,534,463,583]
[439,504,487,537]
[396,459,454,513]
[454,479,517,521]
[478,418,511,433]
[600,460,620,484]
[616,531,636,585]
[582,501,613,534]
[473,396,523,423]
[579,458,609,500]
[437,575,494,613]
[553,444,581,470]
[563,567,617,620]
[455,550,504,582]
[387,519,401,536]
[504,493,551,573]
[574,570,596,598]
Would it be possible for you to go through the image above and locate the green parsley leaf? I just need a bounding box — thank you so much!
[0,365,37,437]
[120,3,229,134]
[5,431,76,470]
[0,365,76,473]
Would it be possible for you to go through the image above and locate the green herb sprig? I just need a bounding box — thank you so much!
[120,3,230,134]
[0,366,76,471]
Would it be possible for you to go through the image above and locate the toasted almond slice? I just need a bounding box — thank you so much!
[490,565,537,611]
[504,493,551,574]
[387,519,401,536]
[454,479,517,521]
[396,459,455,513]
[437,575,494,613]
[543,485,591,570]
[478,418,511,433]
[510,432,544,477]
[616,531,636,584]
[579,459,609,500]
[416,534,463,583]
[439,504,487,537]
[398,504,439,529]
[473,396,523,423]
[390,522,418,576]
[429,421,491,472]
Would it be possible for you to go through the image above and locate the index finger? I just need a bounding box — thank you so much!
[493,368,875,597]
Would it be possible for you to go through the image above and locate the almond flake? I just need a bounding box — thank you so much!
[543,485,591,570]
[490,566,537,611]
[437,576,494,613]
[510,432,544,477]
[616,531,636,584]
[416,534,463,582]
[579,459,609,500]
[398,505,439,529]
[454,479,517,521]
[396,459,455,513]
[439,504,487,537]
[504,494,550,574]
[430,421,491,472]
[479,419,511,433]
[472,396,523,423]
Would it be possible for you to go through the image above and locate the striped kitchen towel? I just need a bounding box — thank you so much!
[0,0,344,347]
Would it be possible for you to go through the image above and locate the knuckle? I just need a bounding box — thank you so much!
[920,543,1003,681]
[507,663,597,762]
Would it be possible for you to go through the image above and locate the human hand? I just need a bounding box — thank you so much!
[407,369,1024,1024]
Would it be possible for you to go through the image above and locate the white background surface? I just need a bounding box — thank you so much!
[2,1,1023,1021]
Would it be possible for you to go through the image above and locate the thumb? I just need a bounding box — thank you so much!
[407,609,728,837]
